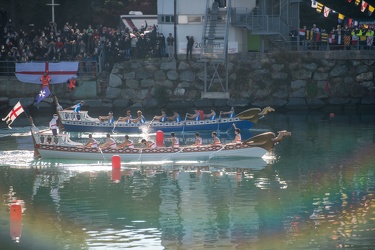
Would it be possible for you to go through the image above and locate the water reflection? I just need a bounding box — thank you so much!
[1,113,375,249]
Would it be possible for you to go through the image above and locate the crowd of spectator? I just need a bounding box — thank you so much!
[0,6,170,68]
[291,23,375,51]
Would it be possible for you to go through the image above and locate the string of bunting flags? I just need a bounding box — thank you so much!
[311,0,375,21]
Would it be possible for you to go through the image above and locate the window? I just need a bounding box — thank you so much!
[160,15,175,24]
[188,16,203,23]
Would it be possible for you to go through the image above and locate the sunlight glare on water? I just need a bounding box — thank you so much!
[0,113,375,249]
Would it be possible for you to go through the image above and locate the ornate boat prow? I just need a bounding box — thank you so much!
[243,130,291,151]
[234,106,275,123]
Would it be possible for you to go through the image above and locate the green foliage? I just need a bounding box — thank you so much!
[154,86,169,107]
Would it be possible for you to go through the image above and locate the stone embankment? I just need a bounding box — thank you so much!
[1,50,374,116]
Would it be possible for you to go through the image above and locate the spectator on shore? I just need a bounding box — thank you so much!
[167,33,174,58]
[40,71,51,89]
[186,36,194,60]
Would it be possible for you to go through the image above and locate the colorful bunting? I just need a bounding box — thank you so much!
[324,6,330,17]
[316,2,323,13]
[348,18,353,27]
[361,1,368,12]
[311,0,317,8]
[369,5,375,15]
[355,0,360,5]
[338,13,345,23]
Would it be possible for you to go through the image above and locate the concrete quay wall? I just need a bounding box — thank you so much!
[1,50,374,116]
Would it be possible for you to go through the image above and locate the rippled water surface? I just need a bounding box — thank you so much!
[1,112,375,250]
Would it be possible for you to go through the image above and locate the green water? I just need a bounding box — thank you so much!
[1,112,375,249]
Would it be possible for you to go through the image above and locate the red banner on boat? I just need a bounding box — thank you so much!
[15,62,79,84]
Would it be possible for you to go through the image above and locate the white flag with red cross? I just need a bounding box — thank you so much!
[2,101,25,129]
[15,62,79,84]
[323,6,330,17]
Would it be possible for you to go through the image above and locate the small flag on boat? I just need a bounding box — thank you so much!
[2,101,24,129]
[35,86,51,104]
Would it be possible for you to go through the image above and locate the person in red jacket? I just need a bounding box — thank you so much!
[67,77,78,92]
[40,71,51,89]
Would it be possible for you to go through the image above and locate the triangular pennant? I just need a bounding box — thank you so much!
[355,0,360,5]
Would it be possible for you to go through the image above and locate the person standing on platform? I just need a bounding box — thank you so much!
[186,36,194,60]
[167,33,175,59]
[49,114,59,136]
[71,100,84,113]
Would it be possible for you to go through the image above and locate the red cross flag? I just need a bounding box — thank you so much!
[324,6,330,17]
[2,101,25,129]
[15,62,79,84]
[361,1,369,12]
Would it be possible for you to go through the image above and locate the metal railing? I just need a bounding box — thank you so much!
[0,60,99,80]
[231,8,282,34]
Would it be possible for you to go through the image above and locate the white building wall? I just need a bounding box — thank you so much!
[232,0,255,9]
[157,0,258,54]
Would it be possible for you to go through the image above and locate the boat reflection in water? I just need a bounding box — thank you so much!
[29,154,272,179]
[3,186,26,243]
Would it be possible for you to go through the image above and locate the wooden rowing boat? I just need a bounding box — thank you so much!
[57,107,275,133]
[31,127,291,162]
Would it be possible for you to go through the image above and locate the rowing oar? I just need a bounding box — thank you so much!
[98,147,107,161]
[137,148,143,161]
[181,113,188,134]
[112,118,120,134]
[216,112,222,133]
[208,145,226,160]
[147,118,155,130]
